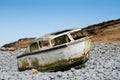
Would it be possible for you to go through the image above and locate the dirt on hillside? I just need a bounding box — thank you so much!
[0,38,35,51]
[81,19,120,43]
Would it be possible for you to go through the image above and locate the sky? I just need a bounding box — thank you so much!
[0,0,120,46]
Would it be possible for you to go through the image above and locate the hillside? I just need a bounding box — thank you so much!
[0,38,35,51]
[81,19,120,43]
[0,18,120,51]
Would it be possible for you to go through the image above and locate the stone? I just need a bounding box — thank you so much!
[0,43,120,80]
[31,69,39,75]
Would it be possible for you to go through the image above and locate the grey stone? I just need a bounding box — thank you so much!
[0,43,120,80]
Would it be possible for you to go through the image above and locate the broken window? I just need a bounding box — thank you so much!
[39,40,50,48]
[51,39,56,46]
[71,30,85,40]
[30,42,39,52]
[52,35,70,46]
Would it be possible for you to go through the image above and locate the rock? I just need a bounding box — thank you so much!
[31,69,39,75]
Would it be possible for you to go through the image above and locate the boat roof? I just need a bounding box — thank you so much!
[32,28,81,42]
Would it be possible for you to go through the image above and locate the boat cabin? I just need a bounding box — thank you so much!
[24,28,86,54]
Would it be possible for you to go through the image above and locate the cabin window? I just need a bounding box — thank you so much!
[70,30,85,40]
[51,39,56,46]
[52,35,70,46]
[39,40,50,48]
[30,42,39,52]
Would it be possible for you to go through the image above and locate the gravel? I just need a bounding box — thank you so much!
[0,43,120,80]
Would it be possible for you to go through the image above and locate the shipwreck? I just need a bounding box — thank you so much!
[17,28,91,72]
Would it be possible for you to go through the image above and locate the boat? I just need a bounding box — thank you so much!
[17,28,91,72]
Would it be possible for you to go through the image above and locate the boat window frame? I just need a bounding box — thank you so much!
[39,40,51,48]
[70,30,85,40]
[30,42,39,52]
[51,34,70,46]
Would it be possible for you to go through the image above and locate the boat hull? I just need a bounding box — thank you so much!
[17,37,91,72]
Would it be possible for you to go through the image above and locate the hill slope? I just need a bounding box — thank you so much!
[0,18,120,50]
[82,19,120,43]
[0,38,35,50]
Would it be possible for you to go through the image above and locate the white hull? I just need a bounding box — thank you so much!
[17,37,91,72]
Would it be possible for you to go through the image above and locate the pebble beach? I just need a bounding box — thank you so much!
[0,43,120,80]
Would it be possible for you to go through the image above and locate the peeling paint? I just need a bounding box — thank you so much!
[17,28,92,72]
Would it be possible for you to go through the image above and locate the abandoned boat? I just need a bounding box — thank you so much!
[17,28,91,72]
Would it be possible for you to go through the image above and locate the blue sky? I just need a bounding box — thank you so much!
[0,0,120,46]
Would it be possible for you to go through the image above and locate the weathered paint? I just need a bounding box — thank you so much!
[17,37,91,72]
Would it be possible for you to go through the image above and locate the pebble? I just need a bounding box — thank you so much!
[0,43,120,80]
